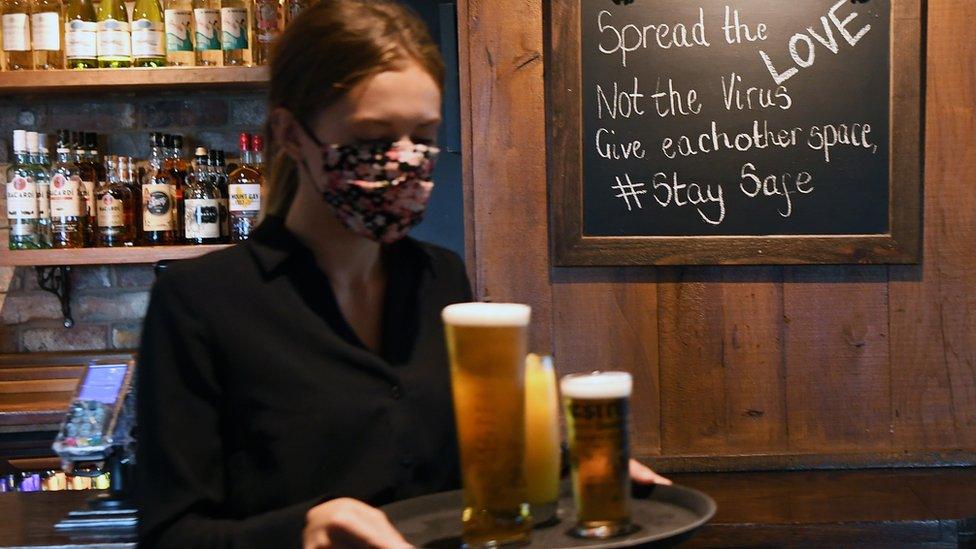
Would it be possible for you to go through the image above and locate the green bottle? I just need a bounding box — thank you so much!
[65,0,98,68]
[132,0,166,66]
[96,0,131,67]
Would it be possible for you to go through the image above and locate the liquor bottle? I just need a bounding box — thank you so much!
[96,156,134,247]
[167,134,187,236]
[87,132,105,183]
[250,0,276,65]
[27,132,52,248]
[131,0,165,66]
[96,0,131,67]
[64,0,97,68]
[209,149,229,241]
[142,132,176,245]
[50,130,85,249]
[183,147,221,244]
[219,0,247,66]
[283,0,307,27]
[30,0,63,69]
[74,132,97,246]
[6,130,39,250]
[228,132,261,242]
[2,0,33,70]
[123,155,141,243]
[192,0,220,66]
[164,0,193,65]
[251,133,264,171]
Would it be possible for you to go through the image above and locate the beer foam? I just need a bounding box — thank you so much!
[441,303,531,327]
[560,372,633,399]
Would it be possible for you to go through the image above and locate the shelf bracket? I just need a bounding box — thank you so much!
[36,266,74,329]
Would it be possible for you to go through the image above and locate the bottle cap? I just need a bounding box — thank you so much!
[12,130,27,153]
[251,134,264,152]
[195,146,207,157]
[217,150,226,165]
[39,134,49,154]
[57,129,70,151]
[163,134,174,148]
[150,132,160,146]
[173,135,184,149]
[86,132,98,150]
[25,131,39,153]
[239,132,251,152]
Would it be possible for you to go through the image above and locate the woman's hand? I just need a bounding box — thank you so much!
[629,459,672,486]
[303,497,411,549]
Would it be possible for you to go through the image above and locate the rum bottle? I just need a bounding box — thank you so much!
[50,130,85,249]
[142,132,176,245]
[183,147,221,244]
[228,132,261,242]
[96,156,134,247]
[6,130,39,249]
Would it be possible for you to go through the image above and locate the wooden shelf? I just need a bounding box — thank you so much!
[0,66,268,94]
[0,244,233,266]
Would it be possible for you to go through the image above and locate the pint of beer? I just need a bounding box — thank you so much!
[561,371,634,538]
[443,303,532,546]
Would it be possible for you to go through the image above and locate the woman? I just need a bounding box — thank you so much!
[137,1,668,547]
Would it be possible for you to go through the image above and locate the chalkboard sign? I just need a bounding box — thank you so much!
[549,0,923,265]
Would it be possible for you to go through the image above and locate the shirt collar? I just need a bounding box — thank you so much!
[246,216,434,276]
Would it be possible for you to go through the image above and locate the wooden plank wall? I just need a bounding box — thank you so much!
[459,0,976,469]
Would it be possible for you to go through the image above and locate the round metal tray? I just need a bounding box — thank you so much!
[381,484,716,548]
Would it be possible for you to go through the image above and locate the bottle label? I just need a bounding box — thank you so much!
[220,7,247,50]
[164,9,192,52]
[143,183,174,231]
[193,8,220,51]
[6,176,38,220]
[2,13,30,51]
[65,20,97,58]
[255,2,278,43]
[97,19,131,58]
[49,174,82,217]
[37,181,50,219]
[80,180,96,217]
[132,19,165,57]
[31,12,60,50]
[97,193,125,228]
[229,184,261,212]
[184,198,220,238]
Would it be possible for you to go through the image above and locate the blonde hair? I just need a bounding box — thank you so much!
[262,0,445,218]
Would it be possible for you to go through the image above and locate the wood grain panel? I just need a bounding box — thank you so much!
[551,268,660,455]
[658,268,786,455]
[888,0,976,451]
[0,379,78,394]
[783,267,891,453]
[460,0,552,351]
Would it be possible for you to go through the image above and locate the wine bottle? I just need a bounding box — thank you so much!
[131,0,166,66]
[96,0,131,67]
[192,0,220,66]
[219,0,247,66]
[251,0,276,65]
[2,0,34,70]
[283,0,307,27]
[30,0,63,69]
[65,0,98,68]
[164,0,193,65]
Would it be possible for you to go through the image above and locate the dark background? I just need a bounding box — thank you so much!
[581,0,890,237]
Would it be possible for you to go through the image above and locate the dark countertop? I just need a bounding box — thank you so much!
[1,468,974,547]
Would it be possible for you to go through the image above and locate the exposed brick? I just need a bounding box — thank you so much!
[111,322,142,350]
[0,325,19,352]
[195,131,243,157]
[17,109,38,128]
[1,292,64,324]
[139,98,228,128]
[106,132,149,159]
[75,291,149,322]
[72,266,112,290]
[21,325,108,352]
[229,97,268,128]
[0,138,8,163]
[114,265,156,288]
[47,101,136,131]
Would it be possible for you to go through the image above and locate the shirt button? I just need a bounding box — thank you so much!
[390,384,402,400]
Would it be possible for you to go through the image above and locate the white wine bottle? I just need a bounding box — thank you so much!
[65,0,97,68]
[192,0,220,66]
[164,0,193,65]
[219,0,247,66]
[96,0,131,67]
[131,0,165,66]
[30,0,63,69]
[2,0,34,70]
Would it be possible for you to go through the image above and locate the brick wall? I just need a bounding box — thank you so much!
[0,89,267,352]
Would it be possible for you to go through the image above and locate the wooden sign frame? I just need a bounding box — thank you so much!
[547,0,924,266]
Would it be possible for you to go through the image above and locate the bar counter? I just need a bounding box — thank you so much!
[2,468,974,547]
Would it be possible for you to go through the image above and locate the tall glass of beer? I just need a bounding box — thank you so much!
[443,303,532,546]
[561,371,634,539]
[524,354,560,525]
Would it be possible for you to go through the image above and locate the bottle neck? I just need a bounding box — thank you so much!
[13,151,29,165]
[240,149,252,166]
[252,150,263,165]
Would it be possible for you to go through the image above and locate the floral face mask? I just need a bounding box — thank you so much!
[299,127,439,244]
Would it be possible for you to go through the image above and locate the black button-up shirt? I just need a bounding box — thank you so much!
[136,217,471,548]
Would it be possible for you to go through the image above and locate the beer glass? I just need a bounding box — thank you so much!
[524,354,560,525]
[443,303,532,547]
[561,371,634,538]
